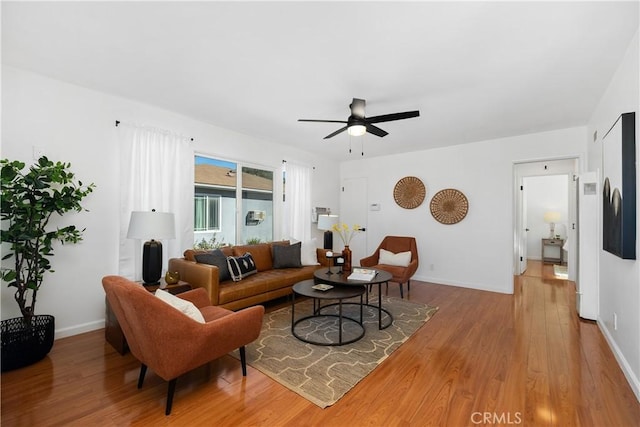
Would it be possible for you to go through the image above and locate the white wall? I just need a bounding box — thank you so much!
[524,175,569,260]
[587,29,640,400]
[340,126,586,294]
[1,65,340,337]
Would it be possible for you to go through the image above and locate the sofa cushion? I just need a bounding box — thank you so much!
[227,252,258,282]
[155,289,205,323]
[217,266,318,305]
[272,242,302,268]
[379,248,412,267]
[194,249,231,282]
[232,244,273,271]
[184,246,233,262]
[300,238,320,266]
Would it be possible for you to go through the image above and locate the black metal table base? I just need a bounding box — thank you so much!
[365,282,393,329]
[291,294,365,346]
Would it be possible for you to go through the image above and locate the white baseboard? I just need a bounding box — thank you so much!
[54,319,105,340]
[597,317,640,403]
[413,274,512,295]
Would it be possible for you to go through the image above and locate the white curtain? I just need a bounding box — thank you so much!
[118,124,194,280]
[282,161,311,242]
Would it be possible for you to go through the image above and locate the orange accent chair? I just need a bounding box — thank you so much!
[102,275,264,415]
[359,236,419,298]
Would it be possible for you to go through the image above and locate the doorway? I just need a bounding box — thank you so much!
[513,158,579,281]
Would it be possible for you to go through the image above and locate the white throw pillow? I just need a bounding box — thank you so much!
[378,248,412,267]
[300,238,320,266]
[155,289,205,323]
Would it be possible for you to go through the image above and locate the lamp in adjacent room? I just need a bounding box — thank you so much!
[317,214,339,250]
[127,210,176,285]
[543,211,561,238]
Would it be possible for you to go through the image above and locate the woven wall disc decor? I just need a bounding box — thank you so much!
[393,176,426,209]
[430,188,469,224]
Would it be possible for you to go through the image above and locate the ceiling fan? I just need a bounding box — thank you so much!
[298,98,420,139]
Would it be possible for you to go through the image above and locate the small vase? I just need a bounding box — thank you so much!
[165,271,180,285]
[342,245,352,273]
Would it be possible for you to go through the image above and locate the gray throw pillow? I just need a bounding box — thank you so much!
[194,249,231,282]
[272,242,302,269]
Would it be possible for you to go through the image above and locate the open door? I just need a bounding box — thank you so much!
[514,158,578,277]
[519,180,529,274]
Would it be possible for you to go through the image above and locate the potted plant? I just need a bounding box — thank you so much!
[1,157,94,371]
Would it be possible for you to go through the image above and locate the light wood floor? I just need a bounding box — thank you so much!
[2,261,639,426]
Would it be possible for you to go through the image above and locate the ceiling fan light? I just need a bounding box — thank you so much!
[347,124,366,136]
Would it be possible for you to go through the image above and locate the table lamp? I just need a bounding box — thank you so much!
[543,211,561,238]
[317,214,339,250]
[127,210,176,284]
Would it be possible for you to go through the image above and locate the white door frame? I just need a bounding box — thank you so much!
[513,156,581,280]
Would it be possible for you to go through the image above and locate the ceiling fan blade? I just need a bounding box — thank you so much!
[324,126,348,139]
[350,98,366,118]
[366,110,420,124]
[298,119,348,124]
[365,123,388,137]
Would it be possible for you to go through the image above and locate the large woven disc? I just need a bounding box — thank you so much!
[430,189,468,224]
[393,176,426,209]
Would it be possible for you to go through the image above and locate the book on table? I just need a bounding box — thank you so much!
[347,268,378,281]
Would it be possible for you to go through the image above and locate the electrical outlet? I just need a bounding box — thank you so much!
[613,313,618,330]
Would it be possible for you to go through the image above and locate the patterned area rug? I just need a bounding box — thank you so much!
[233,293,438,408]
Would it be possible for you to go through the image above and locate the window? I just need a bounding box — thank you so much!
[241,166,273,244]
[194,155,273,246]
[194,194,221,231]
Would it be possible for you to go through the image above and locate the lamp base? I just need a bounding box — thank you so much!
[323,231,333,250]
[142,240,163,285]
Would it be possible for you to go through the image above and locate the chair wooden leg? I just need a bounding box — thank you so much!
[399,283,404,299]
[166,378,177,415]
[137,364,147,389]
[240,346,247,376]
[407,280,411,291]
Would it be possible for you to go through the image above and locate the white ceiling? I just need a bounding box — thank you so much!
[2,1,638,159]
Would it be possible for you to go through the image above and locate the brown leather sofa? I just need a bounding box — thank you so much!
[168,242,329,310]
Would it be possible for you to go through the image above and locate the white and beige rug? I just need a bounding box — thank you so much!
[234,294,438,408]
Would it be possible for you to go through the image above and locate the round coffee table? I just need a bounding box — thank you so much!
[313,267,394,329]
[291,279,365,346]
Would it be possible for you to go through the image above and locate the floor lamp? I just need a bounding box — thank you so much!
[127,210,176,285]
[317,214,339,250]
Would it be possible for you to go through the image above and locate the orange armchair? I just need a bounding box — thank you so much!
[102,275,264,415]
[359,236,418,298]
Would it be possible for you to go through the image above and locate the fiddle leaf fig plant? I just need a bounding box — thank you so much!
[0,157,95,324]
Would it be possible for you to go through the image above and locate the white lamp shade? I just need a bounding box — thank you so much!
[317,214,339,231]
[543,211,561,223]
[127,211,176,240]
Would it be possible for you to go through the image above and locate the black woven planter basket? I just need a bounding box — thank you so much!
[1,315,55,372]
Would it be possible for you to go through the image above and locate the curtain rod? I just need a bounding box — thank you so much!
[282,159,315,170]
[115,120,194,142]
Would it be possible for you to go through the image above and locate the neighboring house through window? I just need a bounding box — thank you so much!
[194,194,221,232]
[194,155,273,247]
